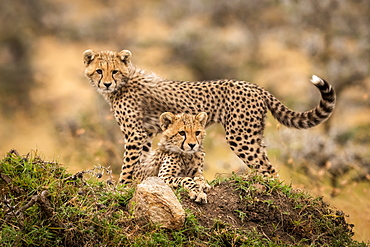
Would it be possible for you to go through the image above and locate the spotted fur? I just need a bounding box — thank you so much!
[83,50,336,184]
[134,112,210,203]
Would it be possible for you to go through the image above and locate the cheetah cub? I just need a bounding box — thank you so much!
[134,112,211,203]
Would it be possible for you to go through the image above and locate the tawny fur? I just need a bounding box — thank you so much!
[134,112,210,203]
[83,50,336,184]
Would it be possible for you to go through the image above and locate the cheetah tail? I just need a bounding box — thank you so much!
[264,75,336,129]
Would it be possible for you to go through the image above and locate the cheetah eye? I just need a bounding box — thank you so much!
[112,70,118,75]
[195,131,201,136]
[178,131,186,136]
[96,69,103,74]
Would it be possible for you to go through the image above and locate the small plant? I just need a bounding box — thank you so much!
[263,199,275,207]
[235,209,247,221]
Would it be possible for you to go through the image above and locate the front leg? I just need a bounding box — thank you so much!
[158,156,208,203]
[119,124,146,184]
[187,152,211,192]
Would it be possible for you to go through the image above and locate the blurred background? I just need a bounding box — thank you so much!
[0,0,369,241]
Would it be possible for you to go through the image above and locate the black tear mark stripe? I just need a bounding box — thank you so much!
[180,133,187,150]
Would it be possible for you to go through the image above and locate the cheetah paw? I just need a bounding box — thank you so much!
[188,190,208,204]
[201,183,212,192]
[194,177,212,192]
[195,192,208,203]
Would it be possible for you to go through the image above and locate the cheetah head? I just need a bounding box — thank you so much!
[160,112,208,154]
[83,50,132,94]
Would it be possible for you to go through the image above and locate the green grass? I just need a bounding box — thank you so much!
[0,150,367,246]
[0,150,134,246]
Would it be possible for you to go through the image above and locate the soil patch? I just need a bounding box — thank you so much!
[181,178,355,245]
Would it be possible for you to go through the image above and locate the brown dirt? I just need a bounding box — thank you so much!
[181,179,355,245]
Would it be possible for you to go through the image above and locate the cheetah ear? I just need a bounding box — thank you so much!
[160,112,176,131]
[118,50,132,65]
[196,112,208,127]
[83,50,95,66]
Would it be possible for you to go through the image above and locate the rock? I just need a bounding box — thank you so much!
[129,177,185,230]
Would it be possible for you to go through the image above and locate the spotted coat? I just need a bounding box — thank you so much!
[83,50,336,184]
[134,112,210,203]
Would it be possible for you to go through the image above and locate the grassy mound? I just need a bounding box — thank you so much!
[0,150,366,246]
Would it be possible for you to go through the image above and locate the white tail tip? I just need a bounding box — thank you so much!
[310,75,324,86]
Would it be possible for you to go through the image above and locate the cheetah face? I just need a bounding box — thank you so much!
[83,50,132,93]
[160,112,208,154]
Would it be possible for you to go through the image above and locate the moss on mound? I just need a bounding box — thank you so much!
[0,150,366,246]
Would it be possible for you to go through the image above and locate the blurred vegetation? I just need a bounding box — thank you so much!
[0,0,369,242]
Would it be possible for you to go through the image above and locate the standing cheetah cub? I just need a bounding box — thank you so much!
[134,112,211,203]
[83,50,336,184]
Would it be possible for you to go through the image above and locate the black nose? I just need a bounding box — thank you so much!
[188,143,196,149]
[103,82,112,88]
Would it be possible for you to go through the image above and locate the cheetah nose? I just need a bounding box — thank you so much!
[188,143,196,149]
[103,82,112,88]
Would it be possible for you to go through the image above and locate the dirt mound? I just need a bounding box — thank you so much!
[0,150,365,246]
[181,175,356,246]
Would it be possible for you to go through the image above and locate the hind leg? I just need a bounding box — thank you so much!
[223,116,277,177]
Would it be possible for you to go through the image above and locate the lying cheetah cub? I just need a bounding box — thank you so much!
[134,112,211,203]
